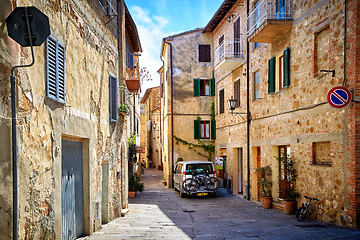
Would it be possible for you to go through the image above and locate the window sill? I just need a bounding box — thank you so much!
[310,163,332,167]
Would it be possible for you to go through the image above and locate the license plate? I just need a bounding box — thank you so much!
[197,193,208,196]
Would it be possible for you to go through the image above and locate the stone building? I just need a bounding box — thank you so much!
[0,0,141,239]
[140,86,162,170]
[160,28,215,187]
[202,0,360,228]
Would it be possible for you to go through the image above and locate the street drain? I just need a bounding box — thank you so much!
[183,209,196,213]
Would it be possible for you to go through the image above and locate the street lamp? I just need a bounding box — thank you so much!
[228,96,251,122]
[153,122,157,130]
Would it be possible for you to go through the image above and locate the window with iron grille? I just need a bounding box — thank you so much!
[46,36,65,103]
[312,142,332,166]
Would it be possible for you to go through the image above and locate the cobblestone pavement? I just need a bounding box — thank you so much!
[83,168,360,240]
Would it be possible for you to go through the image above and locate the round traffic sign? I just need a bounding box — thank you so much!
[327,86,352,108]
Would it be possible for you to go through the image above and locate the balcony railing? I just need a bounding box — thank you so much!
[214,37,245,71]
[247,0,293,42]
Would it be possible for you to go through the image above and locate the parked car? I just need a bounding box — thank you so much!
[173,161,219,198]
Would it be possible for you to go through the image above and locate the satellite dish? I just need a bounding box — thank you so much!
[6,6,50,47]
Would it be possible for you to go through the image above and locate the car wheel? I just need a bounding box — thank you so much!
[180,191,186,198]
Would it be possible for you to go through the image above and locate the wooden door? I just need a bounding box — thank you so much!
[279,146,290,199]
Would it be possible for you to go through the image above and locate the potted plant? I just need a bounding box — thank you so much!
[278,155,300,214]
[162,176,167,186]
[128,171,144,198]
[119,103,129,115]
[255,166,273,209]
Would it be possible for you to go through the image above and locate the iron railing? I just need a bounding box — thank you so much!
[214,37,245,67]
[247,0,293,38]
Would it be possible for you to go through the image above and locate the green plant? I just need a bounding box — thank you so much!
[277,155,300,201]
[128,171,144,192]
[255,166,272,197]
[211,102,215,120]
[119,104,129,112]
[174,136,215,161]
[127,134,136,145]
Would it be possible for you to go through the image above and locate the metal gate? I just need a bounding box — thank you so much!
[62,140,83,239]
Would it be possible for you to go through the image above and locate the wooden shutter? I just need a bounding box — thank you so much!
[109,75,118,122]
[268,57,276,94]
[234,80,240,107]
[211,120,216,140]
[210,78,215,96]
[46,36,66,103]
[219,89,224,114]
[194,120,200,139]
[199,45,211,62]
[283,47,290,87]
[193,78,200,97]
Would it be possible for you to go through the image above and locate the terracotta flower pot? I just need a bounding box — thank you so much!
[128,191,136,198]
[260,196,273,209]
[283,200,297,215]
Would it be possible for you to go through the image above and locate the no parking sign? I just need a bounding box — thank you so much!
[327,86,352,108]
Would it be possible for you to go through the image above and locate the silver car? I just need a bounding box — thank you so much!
[173,161,219,198]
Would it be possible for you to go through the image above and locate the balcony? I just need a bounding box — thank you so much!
[247,0,293,43]
[214,37,245,71]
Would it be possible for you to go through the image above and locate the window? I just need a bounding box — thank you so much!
[234,18,241,57]
[46,36,65,103]
[234,80,240,107]
[312,142,331,166]
[253,71,260,100]
[199,44,211,62]
[219,89,224,114]
[315,26,329,76]
[193,78,215,97]
[254,42,260,50]
[109,75,117,122]
[127,52,134,70]
[268,48,290,93]
[194,119,216,140]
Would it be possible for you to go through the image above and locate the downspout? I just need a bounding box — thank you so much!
[342,0,347,87]
[246,0,251,200]
[164,39,174,187]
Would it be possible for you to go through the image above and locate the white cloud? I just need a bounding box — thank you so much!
[130,6,171,95]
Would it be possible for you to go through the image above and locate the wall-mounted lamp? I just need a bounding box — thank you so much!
[320,69,335,77]
[152,122,157,130]
[227,13,235,22]
[228,96,251,122]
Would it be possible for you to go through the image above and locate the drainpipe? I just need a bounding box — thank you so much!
[342,0,347,87]
[246,0,251,200]
[163,39,174,187]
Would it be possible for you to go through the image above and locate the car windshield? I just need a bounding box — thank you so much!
[186,164,213,174]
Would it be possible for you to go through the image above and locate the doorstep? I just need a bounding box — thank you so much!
[272,202,284,210]
[121,208,129,217]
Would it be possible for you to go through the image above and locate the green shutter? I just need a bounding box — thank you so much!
[283,47,290,87]
[193,78,200,97]
[194,120,200,139]
[268,57,275,94]
[211,120,216,140]
[210,78,215,96]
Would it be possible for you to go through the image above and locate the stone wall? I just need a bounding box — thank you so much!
[213,0,359,228]
[0,0,130,239]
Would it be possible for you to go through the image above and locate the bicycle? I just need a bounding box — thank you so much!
[182,171,220,194]
[296,196,319,221]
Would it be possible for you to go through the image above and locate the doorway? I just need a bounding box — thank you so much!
[256,147,261,200]
[279,145,291,199]
[237,148,243,194]
[62,140,84,239]
[102,163,109,224]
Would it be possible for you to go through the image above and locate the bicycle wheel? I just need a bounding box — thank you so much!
[205,177,220,191]
[296,206,307,221]
[182,178,198,193]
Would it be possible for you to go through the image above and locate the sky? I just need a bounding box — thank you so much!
[126,0,223,95]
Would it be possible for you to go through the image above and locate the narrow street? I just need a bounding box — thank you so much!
[84,169,360,240]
